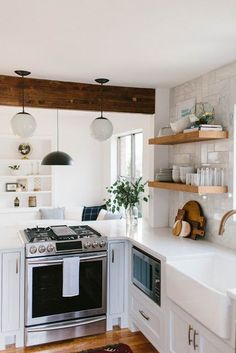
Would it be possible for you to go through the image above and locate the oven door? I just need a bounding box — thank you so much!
[26,252,107,327]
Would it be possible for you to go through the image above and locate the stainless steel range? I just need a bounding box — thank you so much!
[21,225,107,347]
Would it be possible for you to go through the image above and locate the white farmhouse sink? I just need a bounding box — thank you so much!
[166,253,236,339]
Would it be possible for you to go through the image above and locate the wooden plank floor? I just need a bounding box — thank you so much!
[4,329,159,353]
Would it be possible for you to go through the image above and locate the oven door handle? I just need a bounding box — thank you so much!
[28,253,107,265]
[27,316,105,332]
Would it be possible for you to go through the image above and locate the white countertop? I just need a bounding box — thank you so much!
[0,218,235,261]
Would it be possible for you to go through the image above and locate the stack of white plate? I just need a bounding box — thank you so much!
[155,168,173,182]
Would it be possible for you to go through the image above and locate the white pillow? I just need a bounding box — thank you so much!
[104,211,122,220]
[96,209,107,220]
[65,207,84,221]
[97,209,122,220]
[39,207,65,220]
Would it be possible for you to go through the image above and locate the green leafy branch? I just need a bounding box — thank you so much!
[105,177,149,213]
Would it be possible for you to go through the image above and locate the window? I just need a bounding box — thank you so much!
[117,132,143,181]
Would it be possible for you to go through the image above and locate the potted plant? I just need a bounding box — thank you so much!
[8,164,20,176]
[106,177,148,226]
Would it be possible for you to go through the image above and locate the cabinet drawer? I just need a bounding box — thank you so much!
[130,291,162,347]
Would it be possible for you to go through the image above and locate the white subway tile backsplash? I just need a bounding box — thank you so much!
[169,60,236,250]
[173,153,191,165]
[207,151,228,164]
[200,144,208,164]
[214,141,231,152]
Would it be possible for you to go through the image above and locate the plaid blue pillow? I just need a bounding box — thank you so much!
[82,205,106,221]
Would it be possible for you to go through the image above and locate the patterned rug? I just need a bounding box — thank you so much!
[79,343,133,353]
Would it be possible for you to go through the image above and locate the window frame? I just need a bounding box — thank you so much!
[117,131,143,182]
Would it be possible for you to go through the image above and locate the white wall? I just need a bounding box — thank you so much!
[53,110,105,207]
[150,89,170,227]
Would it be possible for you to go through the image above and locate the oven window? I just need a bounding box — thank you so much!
[32,260,102,318]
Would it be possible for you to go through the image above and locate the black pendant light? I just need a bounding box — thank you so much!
[90,78,113,141]
[41,110,73,166]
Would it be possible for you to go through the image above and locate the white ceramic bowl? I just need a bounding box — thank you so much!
[170,116,191,134]
[172,170,180,183]
[180,166,195,183]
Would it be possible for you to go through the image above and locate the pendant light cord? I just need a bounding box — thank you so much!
[22,74,25,113]
[100,82,104,118]
[57,110,59,151]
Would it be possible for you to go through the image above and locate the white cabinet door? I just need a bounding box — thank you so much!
[109,242,125,315]
[168,301,234,353]
[168,305,193,353]
[2,252,20,332]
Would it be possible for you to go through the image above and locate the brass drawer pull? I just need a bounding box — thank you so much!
[139,310,150,321]
[188,325,193,345]
[193,330,199,350]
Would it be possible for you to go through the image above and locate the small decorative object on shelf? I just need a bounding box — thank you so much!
[190,102,215,126]
[183,124,223,133]
[172,200,206,240]
[8,164,20,176]
[14,197,20,207]
[6,182,17,192]
[158,126,173,137]
[17,178,28,192]
[106,177,148,227]
[33,177,41,191]
[170,116,191,134]
[18,143,31,159]
[28,196,37,207]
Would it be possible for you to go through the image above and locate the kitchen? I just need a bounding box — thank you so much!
[0,1,236,353]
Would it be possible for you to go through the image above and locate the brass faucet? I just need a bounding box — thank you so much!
[218,210,236,235]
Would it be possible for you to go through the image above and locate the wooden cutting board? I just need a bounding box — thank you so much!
[182,201,206,240]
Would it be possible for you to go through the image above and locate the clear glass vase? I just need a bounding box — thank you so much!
[125,205,138,227]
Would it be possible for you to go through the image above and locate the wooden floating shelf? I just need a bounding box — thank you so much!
[0,175,52,179]
[0,159,42,163]
[149,130,228,145]
[0,191,52,196]
[148,181,228,194]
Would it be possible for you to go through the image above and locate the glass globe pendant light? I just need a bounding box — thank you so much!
[41,110,73,166]
[11,70,37,137]
[90,78,113,141]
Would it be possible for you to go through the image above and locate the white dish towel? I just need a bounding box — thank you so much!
[62,256,80,297]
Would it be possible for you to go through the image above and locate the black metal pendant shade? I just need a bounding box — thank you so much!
[41,110,73,166]
[41,151,73,166]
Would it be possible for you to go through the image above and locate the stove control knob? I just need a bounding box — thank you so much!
[92,241,98,248]
[47,244,54,253]
[29,245,37,254]
[84,242,91,249]
[99,241,106,248]
[38,245,46,253]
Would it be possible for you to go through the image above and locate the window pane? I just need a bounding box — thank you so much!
[119,135,132,178]
[135,133,143,178]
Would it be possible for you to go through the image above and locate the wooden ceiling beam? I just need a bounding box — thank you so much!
[0,75,155,114]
